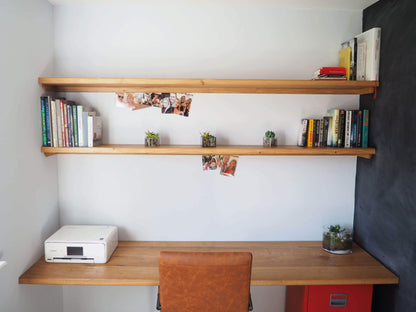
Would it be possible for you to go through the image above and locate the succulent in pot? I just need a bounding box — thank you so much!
[201,131,216,147]
[145,131,160,147]
[322,224,353,254]
[263,130,277,147]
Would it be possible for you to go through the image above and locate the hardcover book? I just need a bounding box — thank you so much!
[355,27,381,81]
[339,47,352,80]
[88,115,102,147]
[297,119,309,147]
[362,109,370,148]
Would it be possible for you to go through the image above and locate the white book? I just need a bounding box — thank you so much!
[356,41,367,81]
[344,111,352,148]
[77,105,85,147]
[83,111,88,147]
[50,99,58,147]
[55,100,63,147]
[87,115,102,147]
[356,27,381,81]
[297,119,309,147]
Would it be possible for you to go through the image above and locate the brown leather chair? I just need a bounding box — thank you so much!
[157,251,253,312]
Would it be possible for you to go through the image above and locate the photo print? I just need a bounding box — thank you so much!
[161,93,177,114]
[220,155,239,177]
[202,155,223,171]
[115,92,151,111]
[150,93,162,107]
[174,93,193,117]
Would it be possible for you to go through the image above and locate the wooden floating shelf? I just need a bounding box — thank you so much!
[41,145,376,159]
[39,77,379,94]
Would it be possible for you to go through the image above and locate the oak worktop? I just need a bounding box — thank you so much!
[19,241,398,286]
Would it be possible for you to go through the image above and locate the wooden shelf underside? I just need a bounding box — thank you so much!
[39,78,379,94]
[19,241,398,286]
[41,145,376,159]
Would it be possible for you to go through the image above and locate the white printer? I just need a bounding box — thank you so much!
[45,225,118,263]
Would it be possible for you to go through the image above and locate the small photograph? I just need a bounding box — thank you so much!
[161,93,177,114]
[140,93,153,106]
[184,94,193,117]
[115,93,150,111]
[220,155,239,177]
[150,93,162,107]
[174,93,193,117]
[202,155,222,171]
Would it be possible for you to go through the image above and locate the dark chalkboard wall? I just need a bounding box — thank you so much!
[355,0,416,311]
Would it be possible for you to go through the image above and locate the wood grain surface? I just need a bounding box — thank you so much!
[19,241,398,286]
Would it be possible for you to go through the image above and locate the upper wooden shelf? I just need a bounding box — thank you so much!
[41,145,376,159]
[39,77,379,94]
[19,241,398,286]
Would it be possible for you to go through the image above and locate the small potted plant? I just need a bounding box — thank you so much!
[145,131,160,147]
[201,131,216,147]
[322,224,353,254]
[263,130,277,147]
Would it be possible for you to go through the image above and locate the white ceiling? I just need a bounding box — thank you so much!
[48,0,379,10]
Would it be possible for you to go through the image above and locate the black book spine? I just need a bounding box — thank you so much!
[356,110,363,147]
[313,119,320,147]
[338,110,345,147]
[322,116,330,147]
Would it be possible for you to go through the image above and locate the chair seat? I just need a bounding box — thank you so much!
[158,251,253,312]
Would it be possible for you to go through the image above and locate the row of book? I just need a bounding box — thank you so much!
[297,109,370,148]
[40,96,102,147]
[339,27,381,81]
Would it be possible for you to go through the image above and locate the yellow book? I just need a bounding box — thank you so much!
[339,46,351,80]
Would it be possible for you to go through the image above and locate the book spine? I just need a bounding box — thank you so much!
[338,110,345,147]
[40,97,47,147]
[67,104,73,147]
[362,109,370,148]
[297,119,309,147]
[307,119,314,148]
[83,111,88,147]
[88,116,93,147]
[55,100,63,147]
[313,119,320,147]
[318,119,324,147]
[356,110,363,147]
[63,102,69,147]
[373,29,381,81]
[59,100,67,147]
[327,109,340,147]
[77,105,84,147]
[322,116,330,147]
[352,38,357,80]
[356,42,366,80]
[50,99,58,147]
[344,111,352,148]
[44,96,52,147]
[351,110,358,147]
[72,105,79,147]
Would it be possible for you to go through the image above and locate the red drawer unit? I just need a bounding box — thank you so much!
[286,285,373,312]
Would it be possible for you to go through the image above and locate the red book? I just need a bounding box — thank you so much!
[317,67,347,75]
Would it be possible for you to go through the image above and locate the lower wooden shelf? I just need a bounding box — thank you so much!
[41,145,376,159]
[19,241,398,286]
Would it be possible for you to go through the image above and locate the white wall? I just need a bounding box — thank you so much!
[52,3,363,312]
[0,0,62,312]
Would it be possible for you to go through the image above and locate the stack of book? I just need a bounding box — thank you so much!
[297,109,370,148]
[40,96,102,148]
[312,67,347,80]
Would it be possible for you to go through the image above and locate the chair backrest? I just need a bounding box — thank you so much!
[158,251,252,312]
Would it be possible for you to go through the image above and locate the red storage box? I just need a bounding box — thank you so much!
[286,285,373,312]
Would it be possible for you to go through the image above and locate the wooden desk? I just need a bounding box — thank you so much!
[19,241,398,286]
